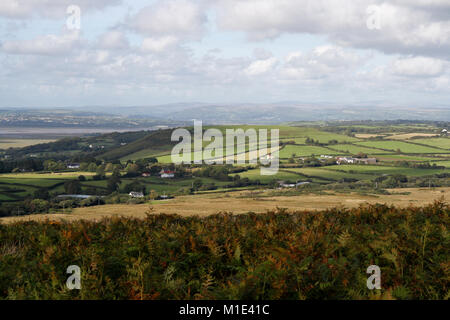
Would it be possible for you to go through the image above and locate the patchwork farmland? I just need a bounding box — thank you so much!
[0,121,449,219]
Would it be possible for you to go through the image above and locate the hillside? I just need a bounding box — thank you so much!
[2,130,155,160]
[98,129,177,161]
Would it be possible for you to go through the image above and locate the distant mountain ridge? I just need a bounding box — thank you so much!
[3,103,450,125]
[85,103,450,123]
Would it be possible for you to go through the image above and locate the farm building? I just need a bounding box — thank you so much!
[336,157,376,165]
[129,191,144,198]
[160,169,175,179]
[278,181,311,188]
[67,163,80,169]
[57,195,92,200]
[336,157,355,165]
[354,158,377,165]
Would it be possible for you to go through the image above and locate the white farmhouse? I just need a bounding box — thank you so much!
[129,191,144,198]
[160,169,175,179]
[67,163,80,169]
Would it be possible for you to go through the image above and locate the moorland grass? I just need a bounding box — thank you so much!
[0,201,448,300]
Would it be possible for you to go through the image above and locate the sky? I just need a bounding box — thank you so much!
[0,0,449,109]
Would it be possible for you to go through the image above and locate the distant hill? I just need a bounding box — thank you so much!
[75,103,450,124]
[4,103,450,126]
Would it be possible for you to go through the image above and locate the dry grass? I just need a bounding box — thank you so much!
[0,241,23,257]
[355,133,438,140]
[0,139,55,149]
[1,187,448,224]
[388,133,438,140]
[0,172,108,179]
[355,134,386,139]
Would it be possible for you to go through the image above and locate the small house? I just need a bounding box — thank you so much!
[280,183,296,188]
[129,191,144,198]
[336,157,354,165]
[160,169,175,179]
[355,158,377,165]
[67,163,80,169]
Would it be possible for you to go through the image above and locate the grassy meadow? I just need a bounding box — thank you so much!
[0,139,56,150]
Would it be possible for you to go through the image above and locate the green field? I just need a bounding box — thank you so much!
[412,138,450,150]
[0,172,234,199]
[120,147,175,162]
[279,145,339,158]
[2,123,449,205]
[375,154,442,162]
[153,126,360,163]
[0,194,17,201]
[280,137,307,144]
[327,164,448,177]
[285,167,374,181]
[230,168,309,183]
[431,160,450,168]
[327,144,391,155]
[0,139,56,150]
[0,172,98,179]
[284,127,360,143]
[0,177,65,188]
[0,172,109,201]
[355,141,446,154]
[81,176,230,193]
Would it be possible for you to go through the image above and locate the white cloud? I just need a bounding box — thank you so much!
[0,0,449,107]
[392,56,446,77]
[245,57,277,76]
[141,36,178,53]
[0,0,121,19]
[1,30,80,55]
[98,31,129,50]
[280,46,366,80]
[130,0,206,39]
[215,0,450,59]
[74,50,111,65]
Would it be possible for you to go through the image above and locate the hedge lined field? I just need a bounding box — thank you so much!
[326,165,448,177]
[0,201,448,300]
[327,144,391,155]
[412,138,450,150]
[355,141,445,154]
[230,169,311,183]
[279,145,338,158]
[286,168,373,181]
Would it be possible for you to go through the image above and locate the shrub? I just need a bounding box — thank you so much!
[0,201,448,300]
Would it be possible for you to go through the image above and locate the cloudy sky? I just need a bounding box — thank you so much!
[0,0,449,109]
